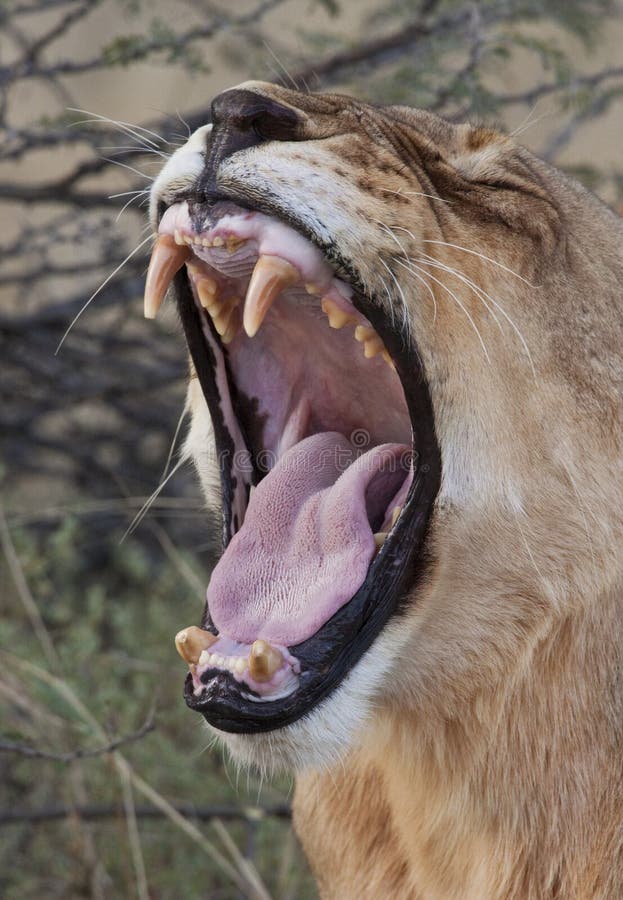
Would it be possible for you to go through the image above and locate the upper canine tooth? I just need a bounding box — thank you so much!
[248,639,283,682]
[174,626,217,665]
[243,256,299,337]
[321,297,357,329]
[390,505,402,528]
[144,234,191,319]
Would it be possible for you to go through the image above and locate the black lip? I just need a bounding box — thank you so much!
[174,203,441,734]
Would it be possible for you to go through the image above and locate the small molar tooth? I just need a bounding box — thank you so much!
[213,297,241,337]
[363,336,386,359]
[197,277,218,309]
[144,234,191,319]
[321,297,357,329]
[212,236,224,247]
[244,256,300,337]
[221,309,241,345]
[234,657,246,675]
[174,625,217,665]
[354,324,377,343]
[226,236,246,254]
[374,532,388,551]
[305,283,322,295]
[201,237,211,247]
[248,639,284,683]
[382,349,396,370]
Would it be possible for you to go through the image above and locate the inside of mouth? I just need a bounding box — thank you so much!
[152,201,413,695]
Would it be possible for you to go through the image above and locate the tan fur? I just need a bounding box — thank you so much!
[155,83,623,898]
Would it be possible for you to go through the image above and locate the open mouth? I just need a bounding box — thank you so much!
[145,197,441,734]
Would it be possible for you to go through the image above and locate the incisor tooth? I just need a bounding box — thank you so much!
[248,639,283,682]
[144,234,191,319]
[175,626,217,665]
[244,256,299,337]
[321,297,357,329]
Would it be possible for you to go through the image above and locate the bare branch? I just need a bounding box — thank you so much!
[0,802,291,826]
[0,715,156,762]
[493,64,623,107]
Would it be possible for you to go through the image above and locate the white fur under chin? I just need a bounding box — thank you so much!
[207,620,408,775]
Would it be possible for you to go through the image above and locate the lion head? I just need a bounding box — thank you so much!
[146,82,623,777]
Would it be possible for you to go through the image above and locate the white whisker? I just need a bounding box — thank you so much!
[99,145,169,159]
[68,108,166,148]
[120,455,189,543]
[115,192,148,223]
[108,189,150,199]
[416,251,536,377]
[392,255,438,323]
[381,220,536,376]
[379,258,411,337]
[101,157,155,180]
[415,254,503,332]
[161,403,189,482]
[422,239,535,286]
[380,187,454,204]
[395,257,491,362]
[55,234,153,354]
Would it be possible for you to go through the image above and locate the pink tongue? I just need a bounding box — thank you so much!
[207,432,409,646]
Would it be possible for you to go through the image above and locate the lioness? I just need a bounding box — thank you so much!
[144,82,623,898]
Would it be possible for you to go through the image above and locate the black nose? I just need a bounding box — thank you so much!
[197,88,302,202]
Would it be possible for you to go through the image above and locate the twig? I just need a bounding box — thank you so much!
[0,715,156,762]
[0,802,291,826]
[0,504,60,670]
[493,65,623,106]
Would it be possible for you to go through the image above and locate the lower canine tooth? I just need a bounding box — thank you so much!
[244,255,299,337]
[175,626,217,665]
[248,640,283,682]
[144,234,191,319]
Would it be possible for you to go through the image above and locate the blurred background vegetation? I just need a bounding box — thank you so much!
[1,0,622,896]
